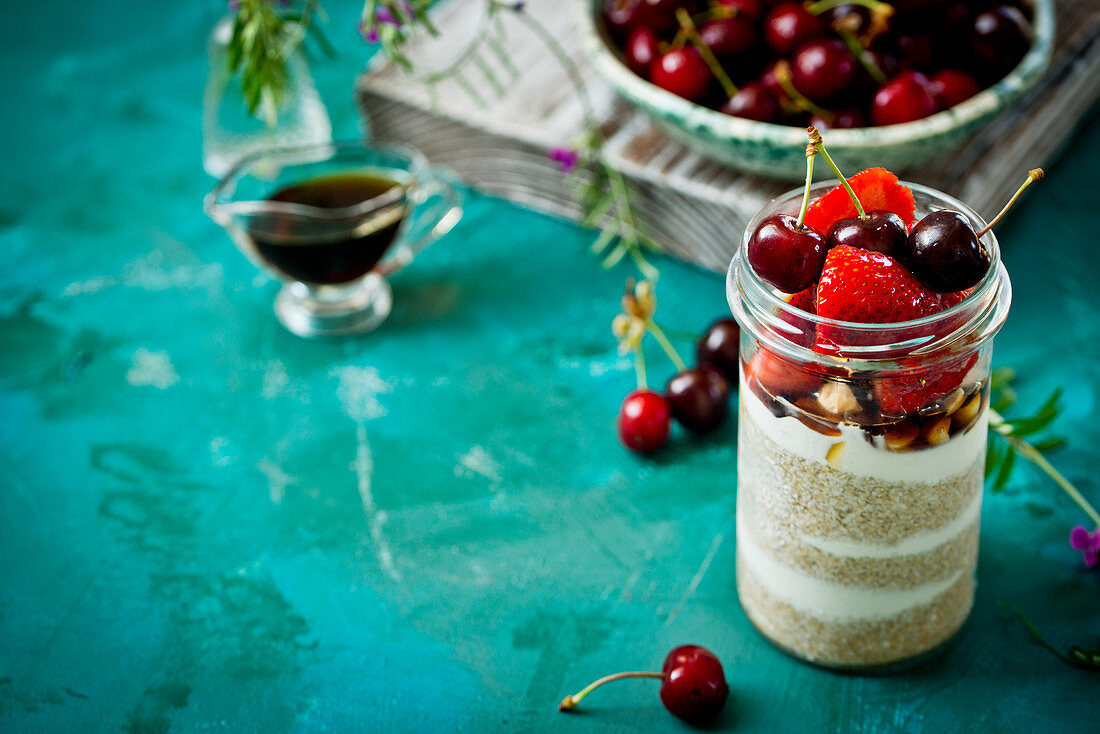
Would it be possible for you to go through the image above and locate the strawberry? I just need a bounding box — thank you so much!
[745,347,821,400]
[787,287,816,313]
[875,353,978,416]
[804,167,917,234]
[816,245,945,325]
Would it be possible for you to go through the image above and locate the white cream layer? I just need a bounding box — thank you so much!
[737,514,963,621]
[740,376,988,484]
[799,490,981,559]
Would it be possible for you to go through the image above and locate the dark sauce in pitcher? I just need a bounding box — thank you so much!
[250,173,407,284]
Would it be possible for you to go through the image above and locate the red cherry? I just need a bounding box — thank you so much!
[870,71,937,126]
[650,48,712,102]
[718,0,763,20]
[558,644,729,725]
[624,25,660,76]
[603,0,641,36]
[928,69,980,110]
[699,17,756,60]
[665,367,729,433]
[659,645,730,726]
[747,214,828,293]
[764,2,824,54]
[635,0,683,34]
[721,82,779,122]
[811,107,866,129]
[618,389,671,453]
[791,39,858,101]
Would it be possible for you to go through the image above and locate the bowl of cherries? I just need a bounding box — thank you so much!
[576,0,1053,179]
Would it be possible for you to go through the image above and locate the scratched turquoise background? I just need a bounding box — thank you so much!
[1,1,1098,732]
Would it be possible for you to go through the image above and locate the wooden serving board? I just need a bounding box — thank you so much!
[357,0,1100,273]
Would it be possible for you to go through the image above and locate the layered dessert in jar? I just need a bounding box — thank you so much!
[727,145,1017,669]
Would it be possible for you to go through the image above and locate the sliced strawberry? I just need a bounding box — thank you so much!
[804,167,917,234]
[745,346,821,400]
[875,352,978,416]
[787,287,816,313]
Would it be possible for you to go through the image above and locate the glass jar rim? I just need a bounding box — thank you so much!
[727,181,1012,369]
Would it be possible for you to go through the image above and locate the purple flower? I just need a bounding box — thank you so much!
[1070,525,1100,569]
[359,1,413,43]
[548,146,580,174]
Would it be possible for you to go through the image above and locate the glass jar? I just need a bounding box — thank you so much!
[727,183,1011,670]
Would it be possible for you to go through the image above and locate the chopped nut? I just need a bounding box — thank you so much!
[818,381,861,417]
[922,415,952,446]
[826,441,845,468]
[885,422,920,451]
[953,394,983,430]
[942,388,966,416]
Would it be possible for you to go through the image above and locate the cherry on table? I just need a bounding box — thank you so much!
[764,2,824,54]
[747,214,828,293]
[826,210,908,255]
[558,644,729,726]
[665,367,729,434]
[650,48,712,102]
[625,25,660,76]
[870,71,937,126]
[697,318,741,382]
[929,69,979,110]
[721,82,779,123]
[618,389,671,454]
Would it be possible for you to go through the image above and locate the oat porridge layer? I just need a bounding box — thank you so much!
[735,386,986,668]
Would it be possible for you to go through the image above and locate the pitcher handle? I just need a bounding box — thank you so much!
[377,166,464,278]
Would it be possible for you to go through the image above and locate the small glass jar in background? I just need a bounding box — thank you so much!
[727,183,1012,670]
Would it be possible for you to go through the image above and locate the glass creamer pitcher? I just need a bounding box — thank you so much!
[206,141,462,338]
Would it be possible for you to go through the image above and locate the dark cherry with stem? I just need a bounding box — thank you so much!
[747,136,828,293]
[807,126,908,255]
[900,168,1044,292]
[559,644,729,726]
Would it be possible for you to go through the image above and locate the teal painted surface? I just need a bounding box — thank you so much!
[0,1,1097,732]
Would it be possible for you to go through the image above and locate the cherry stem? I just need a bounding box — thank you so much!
[808,126,866,218]
[558,671,665,712]
[796,141,818,229]
[774,62,834,123]
[807,0,892,15]
[975,169,1044,238]
[650,322,688,372]
[676,8,739,99]
[835,22,887,84]
[635,343,648,390]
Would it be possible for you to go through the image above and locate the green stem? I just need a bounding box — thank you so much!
[676,8,738,99]
[807,0,892,14]
[990,409,1100,527]
[809,127,866,218]
[796,147,816,229]
[774,62,834,123]
[649,322,688,372]
[559,672,664,711]
[976,169,1044,238]
[837,26,887,84]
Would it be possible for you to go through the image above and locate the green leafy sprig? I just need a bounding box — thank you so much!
[985,368,1100,527]
[228,0,333,126]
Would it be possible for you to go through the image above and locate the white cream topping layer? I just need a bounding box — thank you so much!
[799,490,982,559]
[737,514,964,621]
[740,376,988,484]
